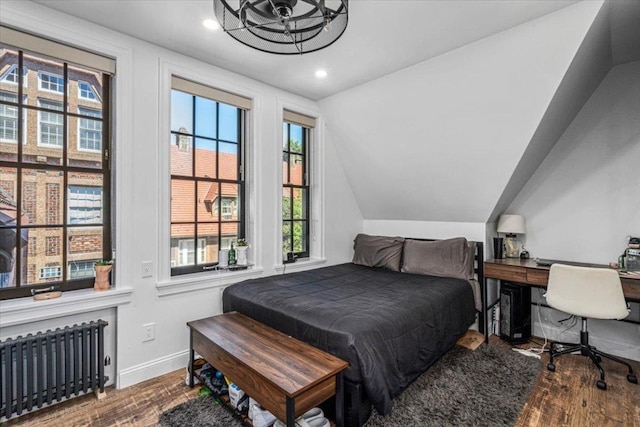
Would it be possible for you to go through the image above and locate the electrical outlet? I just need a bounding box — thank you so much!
[141,261,152,278]
[142,322,155,342]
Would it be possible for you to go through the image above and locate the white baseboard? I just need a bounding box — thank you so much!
[118,349,189,389]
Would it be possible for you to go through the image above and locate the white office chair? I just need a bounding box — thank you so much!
[545,264,637,390]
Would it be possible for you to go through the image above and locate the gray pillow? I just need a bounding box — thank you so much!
[352,234,405,272]
[401,237,475,280]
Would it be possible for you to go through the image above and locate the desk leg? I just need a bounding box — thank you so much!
[188,330,194,388]
[286,397,295,427]
[482,278,489,343]
[335,372,344,427]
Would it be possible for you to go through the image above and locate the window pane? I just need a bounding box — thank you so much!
[292,188,307,220]
[170,132,193,176]
[0,91,19,148]
[22,108,63,166]
[22,169,64,225]
[0,45,20,100]
[68,227,102,274]
[292,221,307,253]
[38,99,64,147]
[24,52,63,108]
[289,124,303,154]
[289,154,304,185]
[197,223,219,264]
[220,184,240,221]
[195,96,216,139]
[171,179,194,222]
[69,111,103,169]
[171,90,192,133]
[282,152,289,185]
[282,187,292,220]
[220,222,238,248]
[195,137,217,178]
[171,224,194,267]
[68,259,97,280]
[0,228,17,288]
[71,69,103,112]
[218,103,238,142]
[197,181,217,222]
[22,227,63,286]
[67,175,104,225]
[219,142,238,181]
[282,122,288,151]
[282,221,291,256]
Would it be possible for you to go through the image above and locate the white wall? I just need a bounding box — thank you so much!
[508,60,640,360]
[363,220,486,243]
[319,1,603,224]
[0,1,362,388]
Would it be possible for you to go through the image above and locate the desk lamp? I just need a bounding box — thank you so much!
[497,214,526,258]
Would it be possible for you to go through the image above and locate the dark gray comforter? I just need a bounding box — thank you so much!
[222,263,475,415]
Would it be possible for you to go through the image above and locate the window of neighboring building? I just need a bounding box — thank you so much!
[38,99,64,147]
[282,111,314,262]
[0,92,18,143]
[69,260,97,279]
[78,80,98,101]
[0,64,27,86]
[68,185,103,224]
[169,76,251,276]
[78,106,102,151]
[0,30,114,300]
[39,266,61,279]
[38,71,64,93]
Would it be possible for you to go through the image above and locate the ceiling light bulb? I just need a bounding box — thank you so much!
[315,69,328,79]
[202,19,221,31]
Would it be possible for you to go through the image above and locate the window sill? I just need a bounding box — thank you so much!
[156,266,265,297]
[274,257,327,274]
[0,287,133,328]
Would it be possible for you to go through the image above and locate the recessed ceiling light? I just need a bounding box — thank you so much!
[202,19,221,31]
[315,69,328,79]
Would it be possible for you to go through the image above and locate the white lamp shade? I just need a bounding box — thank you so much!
[497,214,526,234]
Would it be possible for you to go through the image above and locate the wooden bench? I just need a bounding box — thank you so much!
[188,312,349,427]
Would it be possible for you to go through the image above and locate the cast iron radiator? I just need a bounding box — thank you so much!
[0,320,108,420]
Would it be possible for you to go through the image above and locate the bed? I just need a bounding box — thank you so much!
[222,236,484,427]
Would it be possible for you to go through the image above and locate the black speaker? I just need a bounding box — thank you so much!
[500,282,531,344]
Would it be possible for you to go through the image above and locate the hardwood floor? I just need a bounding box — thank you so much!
[5,336,639,427]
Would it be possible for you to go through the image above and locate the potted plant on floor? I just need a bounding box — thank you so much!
[236,239,249,266]
[94,260,113,291]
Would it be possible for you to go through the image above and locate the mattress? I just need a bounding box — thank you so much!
[222,263,475,415]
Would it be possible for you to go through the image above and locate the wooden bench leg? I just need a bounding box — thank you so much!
[335,372,344,427]
[286,396,295,427]
[189,331,195,388]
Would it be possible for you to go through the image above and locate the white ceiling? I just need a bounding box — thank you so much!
[32,0,578,100]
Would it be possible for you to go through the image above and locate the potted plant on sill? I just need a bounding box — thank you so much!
[236,239,249,266]
[94,260,113,291]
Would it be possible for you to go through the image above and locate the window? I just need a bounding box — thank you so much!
[0,32,114,300]
[0,64,27,86]
[169,76,251,276]
[78,80,98,101]
[69,260,97,279]
[78,107,102,151]
[39,71,64,93]
[38,99,64,147]
[39,266,61,279]
[0,92,18,143]
[282,111,315,262]
[68,185,103,224]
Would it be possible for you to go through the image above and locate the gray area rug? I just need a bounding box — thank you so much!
[158,344,541,427]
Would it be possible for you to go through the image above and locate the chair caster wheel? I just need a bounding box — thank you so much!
[627,374,638,384]
[596,380,607,390]
[547,363,555,372]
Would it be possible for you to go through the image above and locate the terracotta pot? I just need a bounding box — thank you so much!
[94,265,113,291]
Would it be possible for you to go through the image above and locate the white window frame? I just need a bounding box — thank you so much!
[274,98,325,272]
[37,98,64,147]
[77,106,102,152]
[38,71,64,93]
[0,64,28,86]
[39,266,62,279]
[78,80,99,102]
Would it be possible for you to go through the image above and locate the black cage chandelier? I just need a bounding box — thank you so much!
[213,0,349,55]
